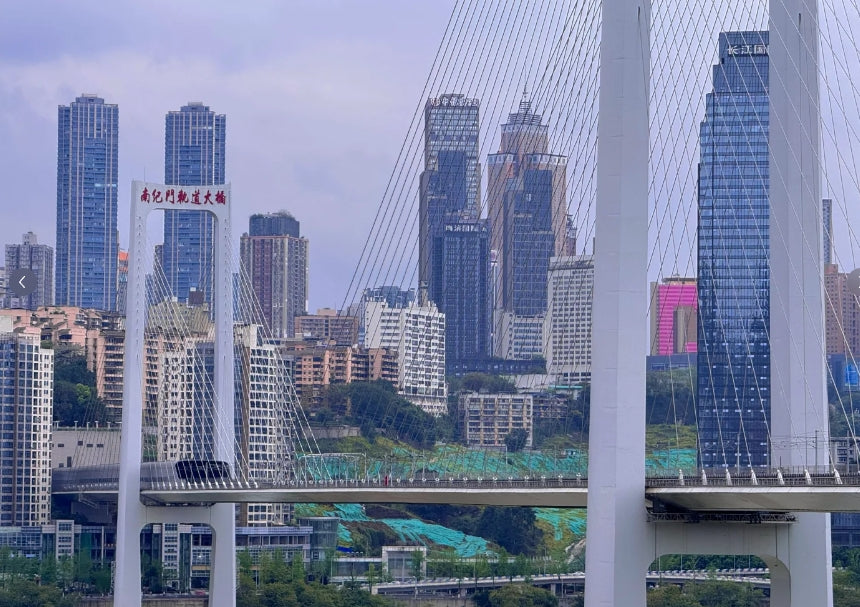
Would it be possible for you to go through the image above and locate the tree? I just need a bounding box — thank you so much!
[485,583,558,607]
[647,585,702,607]
[410,549,425,588]
[692,579,764,607]
[52,345,108,425]
[504,428,529,453]
[476,507,544,556]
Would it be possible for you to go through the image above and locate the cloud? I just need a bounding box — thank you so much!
[0,2,452,309]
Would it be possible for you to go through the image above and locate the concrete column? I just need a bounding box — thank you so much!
[210,191,236,606]
[113,183,150,606]
[769,0,832,604]
[209,503,237,603]
[584,1,652,606]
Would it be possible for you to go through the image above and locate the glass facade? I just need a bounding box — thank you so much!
[510,168,554,316]
[163,102,226,304]
[419,94,490,368]
[441,219,491,366]
[56,95,119,311]
[422,94,480,216]
[697,31,771,468]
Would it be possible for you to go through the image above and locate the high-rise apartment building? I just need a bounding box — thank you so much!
[56,94,118,311]
[240,212,308,338]
[294,309,359,346]
[0,306,125,420]
[162,102,226,305]
[364,298,447,416]
[824,264,860,357]
[234,324,291,526]
[697,31,771,468]
[650,277,697,356]
[543,255,594,384]
[5,232,53,310]
[0,320,53,526]
[460,392,533,449]
[487,100,567,359]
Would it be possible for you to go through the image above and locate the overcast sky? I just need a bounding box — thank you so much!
[0,0,454,311]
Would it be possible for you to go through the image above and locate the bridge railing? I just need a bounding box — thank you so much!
[646,466,860,488]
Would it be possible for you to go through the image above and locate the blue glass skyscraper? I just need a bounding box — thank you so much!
[418,94,490,368]
[163,102,226,304]
[56,94,118,311]
[697,31,770,468]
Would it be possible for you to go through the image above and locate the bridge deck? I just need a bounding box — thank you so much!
[54,465,860,512]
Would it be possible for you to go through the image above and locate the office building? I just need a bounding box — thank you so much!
[543,255,594,385]
[440,219,492,367]
[417,94,490,368]
[56,94,118,311]
[650,277,697,356]
[162,102,226,305]
[0,319,53,526]
[4,232,53,310]
[697,31,770,468]
[240,212,309,338]
[487,99,567,359]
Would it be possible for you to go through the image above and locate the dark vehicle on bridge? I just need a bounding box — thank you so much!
[175,460,232,482]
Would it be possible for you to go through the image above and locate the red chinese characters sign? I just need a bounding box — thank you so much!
[137,183,230,208]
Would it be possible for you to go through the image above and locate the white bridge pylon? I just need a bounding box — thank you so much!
[585,1,831,606]
[114,181,236,607]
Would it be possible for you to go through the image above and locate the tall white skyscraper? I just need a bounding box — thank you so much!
[0,320,53,525]
[365,299,447,416]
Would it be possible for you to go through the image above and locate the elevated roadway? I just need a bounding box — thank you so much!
[53,463,860,512]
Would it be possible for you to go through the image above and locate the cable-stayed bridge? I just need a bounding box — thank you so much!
[56,462,860,511]
[90,0,860,605]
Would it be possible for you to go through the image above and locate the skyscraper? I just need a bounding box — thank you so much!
[441,219,492,366]
[56,94,118,311]
[0,320,53,526]
[419,94,481,299]
[418,94,490,368]
[162,102,226,305]
[487,100,568,313]
[4,232,53,310]
[697,31,770,468]
[240,212,308,338]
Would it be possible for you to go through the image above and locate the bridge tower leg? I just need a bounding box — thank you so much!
[585,1,652,606]
[114,183,235,607]
[769,0,832,604]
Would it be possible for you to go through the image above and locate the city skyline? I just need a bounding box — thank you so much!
[0,1,454,312]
